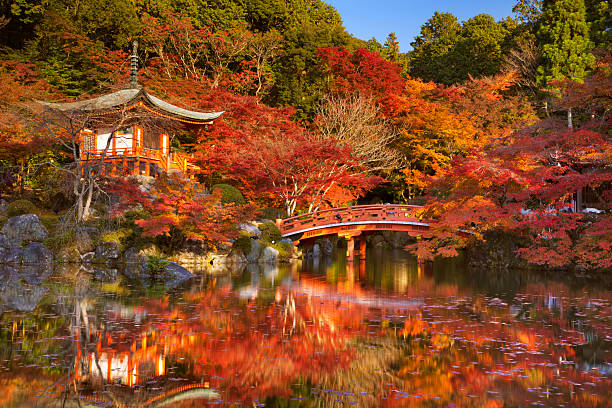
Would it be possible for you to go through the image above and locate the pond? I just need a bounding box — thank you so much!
[0,248,610,407]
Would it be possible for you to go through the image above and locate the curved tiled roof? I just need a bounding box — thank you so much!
[39,88,223,123]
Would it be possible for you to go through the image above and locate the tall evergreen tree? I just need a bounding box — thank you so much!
[585,0,611,49]
[384,32,400,62]
[536,0,595,87]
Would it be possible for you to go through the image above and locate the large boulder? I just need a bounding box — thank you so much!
[20,264,53,285]
[0,234,8,248]
[382,231,412,249]
[0,278,47,311]
[4,246,23,264]
[246,239,262,263]
[22,242,53,265]
[75,227,98,254]
[1,214,48,246]
[259,246,279,264]
[162,261,196,288]
[94,241,121,264]
[123,247,147,264]
[239,223,262,239]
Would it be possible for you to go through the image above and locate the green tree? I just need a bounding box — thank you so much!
[384,32,400,62]
[585,0,611,49]
[536,0,595,87]
[408,12,462,84]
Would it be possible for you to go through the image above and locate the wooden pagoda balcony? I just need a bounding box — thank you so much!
[80,146,195,177]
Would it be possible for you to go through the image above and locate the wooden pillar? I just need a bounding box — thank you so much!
[346,236,355,262]
[359,237,367,258]
[346,260,355,292]
[359,258,366,281]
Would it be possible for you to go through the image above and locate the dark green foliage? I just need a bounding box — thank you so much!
[260,221,282,243]
[7,199,38,217]
[232,233,252,255]
[536,0,595,86]
[38,215,60,232]
[409,12,518,85]
[145,255,169,274]
[585,0,611,49]
[212,184,245,205]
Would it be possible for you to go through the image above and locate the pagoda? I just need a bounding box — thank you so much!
[39,42,223,178]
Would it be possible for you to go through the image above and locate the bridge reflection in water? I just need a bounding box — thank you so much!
[278,205,430,260]
[4,249,609,407]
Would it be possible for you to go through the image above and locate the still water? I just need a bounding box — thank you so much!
[0,249,610,407]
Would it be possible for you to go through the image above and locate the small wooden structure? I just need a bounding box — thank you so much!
[278,204,430,261]
[39,42,223,178]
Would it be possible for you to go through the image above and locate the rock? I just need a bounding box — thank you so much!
[4,246,22,264]
[259,246,279,264]
[160,261,195,289]
[94,267,119,282]
[0,278,47,311]
[22,242,53,265]
[369,234,388,248]
[0,234,9,248]
[94,241,121,263]
[20,264,53,285]
[312,243,321,257]
[382,231,412,249]
[75,227,97,254]
[262,263,279,280]
[0,199,7,214]
[139,243,162,258]
[239,223,262,238]
[123,247,146,264]
[1,214,49,246]
[227,250,247,265]
[81,251,95,263]
[127,174,156,193]
[246,239,262,263]
[321,238,334,256]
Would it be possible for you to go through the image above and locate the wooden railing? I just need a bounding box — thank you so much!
[81,146,194,174]
[279,204,424,236]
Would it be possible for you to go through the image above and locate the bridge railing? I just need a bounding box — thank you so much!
[279,204,423,236]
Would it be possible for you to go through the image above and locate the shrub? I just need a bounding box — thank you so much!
[272,241,292,260]
[146,255,169,275]
[233,233,252,255]
[260,222,282,244]
[211,184,245,205]
[43,230,76,253]
[7,199,38,217]
[39,215,60,233]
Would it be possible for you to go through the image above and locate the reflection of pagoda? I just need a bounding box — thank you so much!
[40,42,223,178]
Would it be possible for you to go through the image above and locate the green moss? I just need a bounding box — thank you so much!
[7,199,38,217]
[0,216,7,229]
[43,230,76,254]
[212,184,245,205]
[233,233,253,255]
[260,222,282,244]
[39,215,60,233]
[146,255,169,274]
[271,241,292,260]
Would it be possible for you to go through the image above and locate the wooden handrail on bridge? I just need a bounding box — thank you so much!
[279,204,424,236]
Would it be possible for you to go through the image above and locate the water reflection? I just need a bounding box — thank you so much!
[0,250,610,407]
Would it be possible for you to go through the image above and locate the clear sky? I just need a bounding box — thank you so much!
[326,0,516,51]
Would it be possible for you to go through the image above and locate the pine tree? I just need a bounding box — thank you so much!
[536,0,595,87]
[384,32,400,62]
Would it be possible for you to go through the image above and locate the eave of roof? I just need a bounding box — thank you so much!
[38,87,223,123]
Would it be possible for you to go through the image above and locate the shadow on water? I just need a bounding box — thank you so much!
[0,248,610,407]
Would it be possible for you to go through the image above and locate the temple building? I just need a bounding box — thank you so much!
[39,42,222,178]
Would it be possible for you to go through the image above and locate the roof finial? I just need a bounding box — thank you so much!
[130,40,139,88]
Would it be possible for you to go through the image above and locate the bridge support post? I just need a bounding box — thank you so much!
[359,237,367,259]
[346,236,355,262]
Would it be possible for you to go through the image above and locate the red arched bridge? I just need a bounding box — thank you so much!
[277,204,431,261]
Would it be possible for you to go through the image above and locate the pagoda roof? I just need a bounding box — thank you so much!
[39,88,223,124]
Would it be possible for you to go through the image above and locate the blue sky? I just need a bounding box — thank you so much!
[326,0,516,51]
